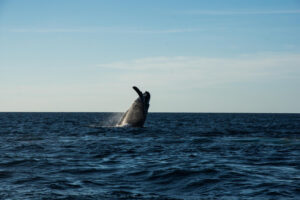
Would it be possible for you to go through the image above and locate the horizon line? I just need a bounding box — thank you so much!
[0,111,299,114]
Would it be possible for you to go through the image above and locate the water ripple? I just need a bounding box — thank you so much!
[0,112,299,199]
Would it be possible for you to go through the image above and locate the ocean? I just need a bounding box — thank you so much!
[0,112,299,199]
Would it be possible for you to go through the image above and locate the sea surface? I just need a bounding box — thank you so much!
[0,112,299,200]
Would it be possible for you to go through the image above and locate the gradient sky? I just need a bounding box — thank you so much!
[0,0,300,112]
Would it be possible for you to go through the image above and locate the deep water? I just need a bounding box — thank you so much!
[0,112,299,199]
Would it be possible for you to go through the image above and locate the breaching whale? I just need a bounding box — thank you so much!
[117,86,150,127]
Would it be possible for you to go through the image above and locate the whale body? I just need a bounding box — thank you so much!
[117,86,150,127]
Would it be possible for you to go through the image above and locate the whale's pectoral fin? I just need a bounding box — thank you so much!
[133,86,144,102]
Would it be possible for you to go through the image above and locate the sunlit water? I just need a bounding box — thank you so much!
[0,112,299,199]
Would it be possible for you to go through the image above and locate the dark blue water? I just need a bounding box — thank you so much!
[0,113,299,199]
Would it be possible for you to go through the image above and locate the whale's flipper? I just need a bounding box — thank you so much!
[133,86,144,102]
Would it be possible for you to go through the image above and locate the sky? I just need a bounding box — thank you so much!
[0,0,300,112]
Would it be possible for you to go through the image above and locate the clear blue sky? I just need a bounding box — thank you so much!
[0,0,299,112]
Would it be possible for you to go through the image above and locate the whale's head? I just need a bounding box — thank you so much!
[143,91,150,105]
[132,86,150,109]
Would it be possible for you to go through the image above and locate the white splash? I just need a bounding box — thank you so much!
[90,113,124,128]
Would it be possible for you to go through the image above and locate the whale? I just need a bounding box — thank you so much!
[117,86,150,127]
